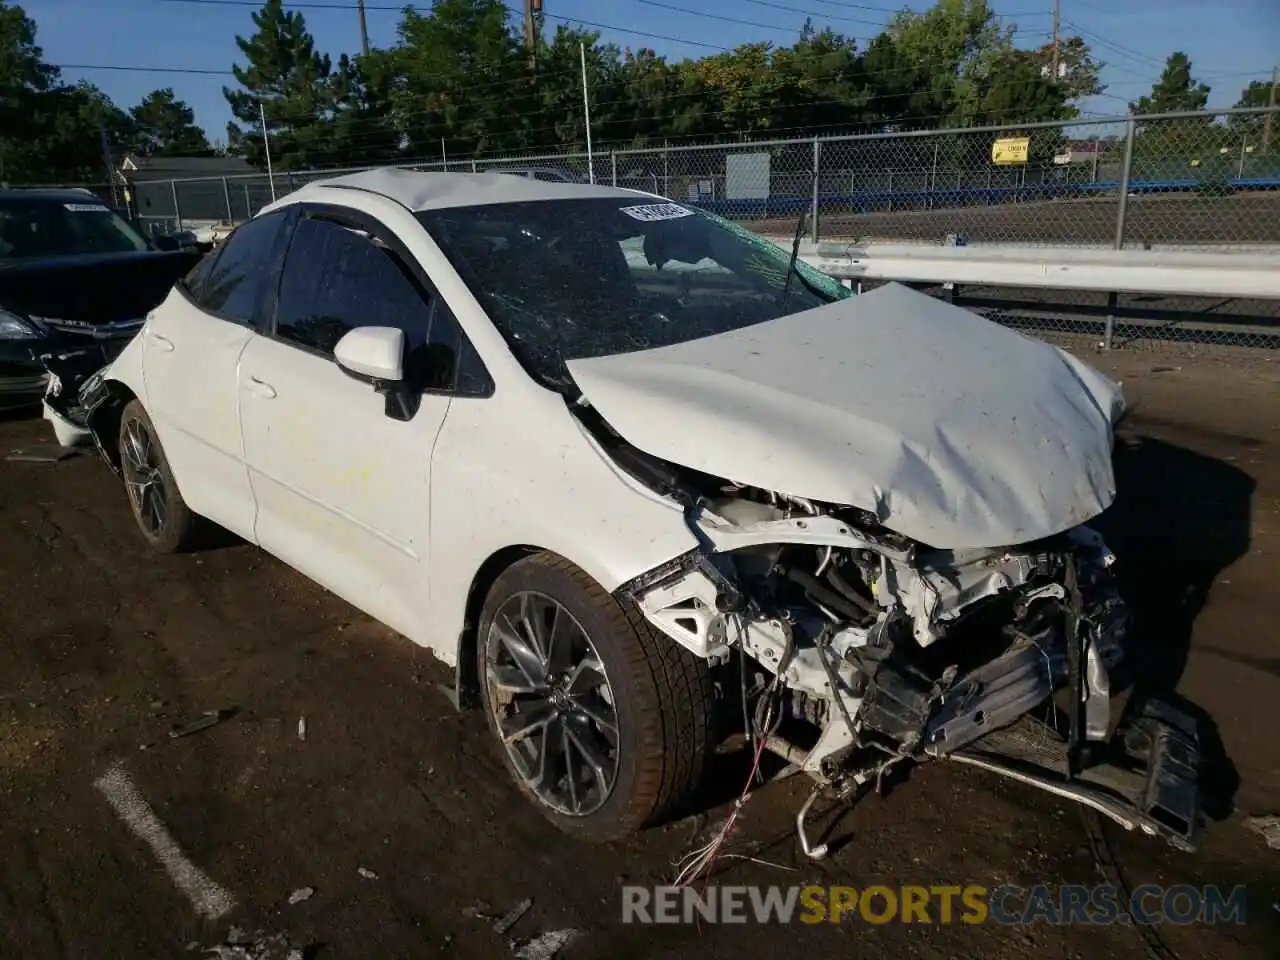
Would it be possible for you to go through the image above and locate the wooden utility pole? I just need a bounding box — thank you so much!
[357,0,370,57]
[1263,65,1278,154]
[1050,0,1061,82]
[524,0,541,71]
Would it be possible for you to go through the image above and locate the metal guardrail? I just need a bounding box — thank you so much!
[773,237,1280,352]
[801,243,1280,300]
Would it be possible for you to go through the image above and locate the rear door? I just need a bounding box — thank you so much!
[141,208,295,541]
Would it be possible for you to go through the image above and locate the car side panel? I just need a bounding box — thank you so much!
[99,326,148,404]
[238,332,450,644]
[421,381,698,664]
[141,287,257,541]
[256,187,699,665]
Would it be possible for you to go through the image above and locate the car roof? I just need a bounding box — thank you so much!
[0,188,108,204]
[281,168,650,213]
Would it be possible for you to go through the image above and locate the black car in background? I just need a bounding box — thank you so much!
[0,189,202,409]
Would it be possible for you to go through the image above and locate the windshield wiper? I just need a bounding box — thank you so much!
[780,209,809,312]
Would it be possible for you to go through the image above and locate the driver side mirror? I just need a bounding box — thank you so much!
[334,326,404,382]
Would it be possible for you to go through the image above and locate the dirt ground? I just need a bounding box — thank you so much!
[1,344,1278,959]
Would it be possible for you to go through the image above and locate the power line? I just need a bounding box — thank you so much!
[636,0,890,37]
[1063,20,1166,70]
[153,0,414,9]
[737,0,892,28]
[59,62,234,76]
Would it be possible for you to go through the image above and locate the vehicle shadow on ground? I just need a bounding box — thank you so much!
[1092,432,1255,820]
[0,402,41,424]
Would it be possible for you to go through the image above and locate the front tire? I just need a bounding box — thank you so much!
[477,553,713,841]
[118,400,199,553]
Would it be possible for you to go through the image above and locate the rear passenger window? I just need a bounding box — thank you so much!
[197,210,290,325]
[178,249,219,301]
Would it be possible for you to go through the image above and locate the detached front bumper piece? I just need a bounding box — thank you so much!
[949,697,1201,852]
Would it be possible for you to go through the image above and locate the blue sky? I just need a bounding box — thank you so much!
[24,0,1279,145]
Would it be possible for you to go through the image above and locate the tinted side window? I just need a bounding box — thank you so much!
[276,215,492,396]
[411,301,493,396]
[276,216,433,357]
[179,248,220,300]
[198,211,289,324]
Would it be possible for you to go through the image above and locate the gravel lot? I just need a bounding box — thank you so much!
[2,347,1279,959]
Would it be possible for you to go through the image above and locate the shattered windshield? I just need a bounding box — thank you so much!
[0,198,149,259]
[417,197,851,389]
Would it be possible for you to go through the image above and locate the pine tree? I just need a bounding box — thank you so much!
[1130,52,1210,115]
[223,0,335,170]
[132,88,212,157]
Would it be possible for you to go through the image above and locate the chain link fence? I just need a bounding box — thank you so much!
[79,106,1280,352]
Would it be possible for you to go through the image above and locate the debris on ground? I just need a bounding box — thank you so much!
[357,866,378,879]
[1243,815,1280,850]
[287,886,315,905]
[200,926,312,960]
[297,716,307,742]
[493,897,533,935]
[461,901,494,921]
[512,929,580,960]
[6,445,79,463]
[169,708,236,740]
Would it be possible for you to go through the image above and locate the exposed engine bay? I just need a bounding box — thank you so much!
[593,409,1202,856]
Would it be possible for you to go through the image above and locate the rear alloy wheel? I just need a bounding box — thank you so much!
[478,553,713,841]
[118,400,198,553]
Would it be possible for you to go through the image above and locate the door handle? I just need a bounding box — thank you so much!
[149,332,174,353]
[244,376,277,399]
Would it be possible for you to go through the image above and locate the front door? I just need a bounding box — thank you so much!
[237,209,474,639]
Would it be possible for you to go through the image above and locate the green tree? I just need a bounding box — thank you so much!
[131,88,212,157]
[0,1,60,181]
[1130,52,1210,114]
[48,82,136,181]
[1228,76,1277,143]
[1024,35,1105,105]
[771,23,865,133]
[379,0,530,159]
[885,0,1015,127]
[609,48,679,147]
[1130,53,1220,183]
[223,0,336,169]
[327,54,401,168]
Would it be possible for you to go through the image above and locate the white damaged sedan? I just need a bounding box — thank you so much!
[44,169,1200,852]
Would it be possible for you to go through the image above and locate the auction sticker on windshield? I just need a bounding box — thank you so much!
[620,203,695,222]
[64,203,110,212]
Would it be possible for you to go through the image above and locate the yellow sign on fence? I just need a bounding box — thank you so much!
[991,137,1030,165]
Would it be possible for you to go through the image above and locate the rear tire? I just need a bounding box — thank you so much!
[118,400,199,553]
[477,552,713,841]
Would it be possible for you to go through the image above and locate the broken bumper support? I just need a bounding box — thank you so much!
[949,697,1202,852]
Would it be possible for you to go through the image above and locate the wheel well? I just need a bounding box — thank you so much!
[86,381,138,473]
[453,545,541,710]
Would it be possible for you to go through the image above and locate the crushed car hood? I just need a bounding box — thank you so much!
[567,282,1124,550]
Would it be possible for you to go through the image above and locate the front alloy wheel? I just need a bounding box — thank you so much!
[477,553,714,841]
[484,591,620,817]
